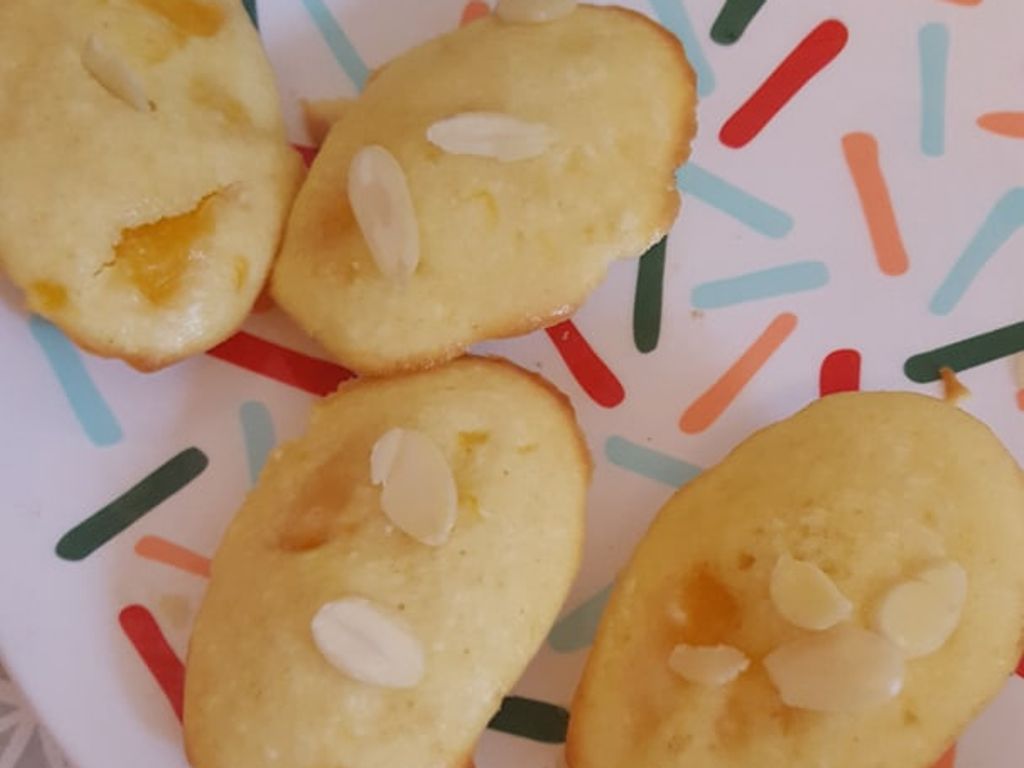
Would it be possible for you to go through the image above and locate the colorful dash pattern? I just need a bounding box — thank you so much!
[904,320,1024,382]
[648,0,715,96]
[242,0,258,28]
[240,401,276,485]
[549,583,614,653]
[691,261,828,309]
[207,331,355,396]
[545,321,625,408]
[819,349,862,396]
[633,237,668,353]
[842,132,910,276]
[1016,354,1024,411]
[930,188,1024,315]
[134,536,211,579]
[28,316,122,447]
[460,0,490,24]
[14,6,1024,767]
[487,696,569,744]
[56,448,208,561]
[680,313,798,433]
[118,605,185,721]
[720,19,849,148]
[919,23,950,157]
[676,163,794,238]
[711,0,767,45]
[605,435,701,488]
[300,0,369,90]
[978,112,1024,139]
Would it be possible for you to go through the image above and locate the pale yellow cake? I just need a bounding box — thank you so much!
[184,357,590,768]
[0,0,303,370]
[272,4,696,375]
[568,393,1024,768]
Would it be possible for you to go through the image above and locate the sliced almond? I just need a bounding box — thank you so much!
[347,145,419,281]
[764,624,904,713]
[311,597,425,688]
[1015,353,1024,390]
[82,35,150,112]
[375,428,456,546]
[426,112,554,162]
[874,560,967,658]
[668,644,749,686]
[370,428,403,485]
[770,553,852,631]
[496,0,577,24]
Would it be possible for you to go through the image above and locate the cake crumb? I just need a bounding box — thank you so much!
[939,367,970,404]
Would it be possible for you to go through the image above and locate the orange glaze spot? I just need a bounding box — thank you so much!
[134,0,225,38]
[675,566,741,646]
[28,280,68,313]
[114,194,217,306]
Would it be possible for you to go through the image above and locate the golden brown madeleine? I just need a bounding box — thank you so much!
[0,0,303,370]
[568,393,1024,768]
[185,357,590,768]
[272,4,696,375]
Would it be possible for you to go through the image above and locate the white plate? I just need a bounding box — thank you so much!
[3,1,1024,767]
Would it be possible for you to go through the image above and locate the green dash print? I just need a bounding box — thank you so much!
[633,237,667,354]
[711,0,768,45]
[488,696,570,744]
[56,448,209,561]
[243,0,258,28]
[904,320,1024,383]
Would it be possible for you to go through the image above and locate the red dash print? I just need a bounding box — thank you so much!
[842,133,910,276]
[1017,652,1024,677]
[546,320,625,408]
[680,313,797,433]
[461,0,490,24]
[119,605,185,721]
[720,19,849,148]
[931,745,956,768]
[293,143,319,167]
[252,286,275,314]
[135,535,211,578]
[207,331,354,397]
[819,349,862,396]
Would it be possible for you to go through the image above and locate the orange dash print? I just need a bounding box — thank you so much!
[679,313,797,434]
[135,535,211,578]
[1016,353,1024,410]
[460,1,490,24]
[978,111,1024,139]
[842,132,909,276]
[931,744,956,768]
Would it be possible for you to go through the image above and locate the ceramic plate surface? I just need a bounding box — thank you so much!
[2,1,1024,767]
